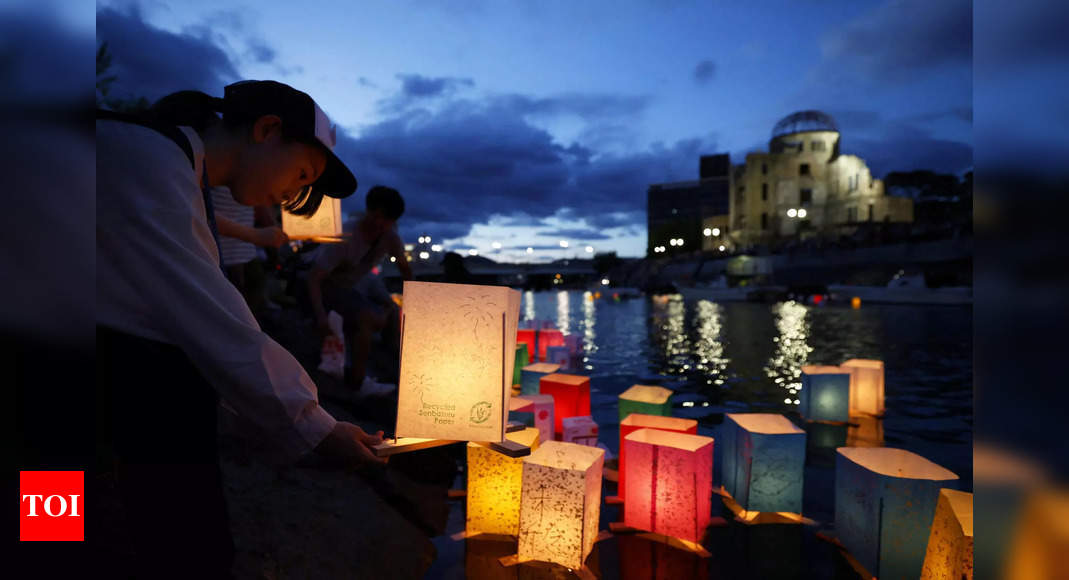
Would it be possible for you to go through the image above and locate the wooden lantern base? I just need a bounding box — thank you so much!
[716,486,815,526]
[815,531,876,579]
[607,524,714,558]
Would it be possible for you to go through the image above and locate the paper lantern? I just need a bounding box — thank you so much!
[513,344,528,387]
[466,427,541,537]
[517,329,536,364]
[396,281,521,441]
[835,447,959,579]
[617,533,709,580]
[623,428,714,545]
[842,358,885,417]
[617,414,698,504]
[1003,489,1069,580]
[618,385,674,422]
[520,363,559,396]
[721,413,806,514]
[539,373,591,434]
[281,196,343,241]
[561,415,598,447]
[517,441,605,569]
[920,489,973,580]
[537,329,564,362]
[800,365,851,423]
[564,333,582,355]
[509,395,554,445]
[545,346,571,369]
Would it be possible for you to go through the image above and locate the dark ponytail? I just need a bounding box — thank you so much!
[148,91,224,134]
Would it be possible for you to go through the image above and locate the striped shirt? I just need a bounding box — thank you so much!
[210,186,258,267]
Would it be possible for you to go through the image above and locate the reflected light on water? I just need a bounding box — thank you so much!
[582,291,597,356]
[694,300,729,384]
[556,291,570,335]
[765,301,811,405]
[653,294,689,373]
[523,290,535,322]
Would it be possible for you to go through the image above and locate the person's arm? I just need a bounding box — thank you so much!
[217,214,288,248]
[253,205,278,227]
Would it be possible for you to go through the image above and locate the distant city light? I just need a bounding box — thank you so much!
[468,249,478,256]
[559,240,569,248]
[797,208,808,218]
[419,251,429,260]
[712,227,721,236]
[491,241,502,249]
[390,256,396,262]
[601,278,610,286]
[585,246,594,253]
[787,208,797,218]
[425,236,432,243]
[669,239,677,247]
[677,238,684,246]
[526,247,533,254]
[430,244,442,252]
[703,228,712,236]
[404,244,414,251]
[719,245,726,252]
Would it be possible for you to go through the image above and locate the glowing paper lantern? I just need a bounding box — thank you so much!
[562,415,598,447]
[539,373,591,434]
[512,344,528,387]
[517,329,536,364]
[520,362,559,396]
[1003,489,1069,580]
[545,346,572,369]
[281,196,343,241]
[618,385,674,422]
[518,441,605,569]
[396,281,521,441]
[721,413,806,514]
[835,447,959,579]
[617,414,698,504]
[920,489,973,580]
[509,394,554,445]
[466,427,541,537]
[799,365,851,423]
[564,333,582,355]
[841,359,885,417]
[537,329,565,362]
[623,428,714,544]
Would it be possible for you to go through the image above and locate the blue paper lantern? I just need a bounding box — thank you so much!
[721,413,806,514]
[800,365,851,423]
[520,362,559,395]
[545,346,572,369]
[835,447,959,579]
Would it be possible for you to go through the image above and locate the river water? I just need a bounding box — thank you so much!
[427,291,972,579]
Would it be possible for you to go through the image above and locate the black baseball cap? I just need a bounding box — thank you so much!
[223,80,357,199]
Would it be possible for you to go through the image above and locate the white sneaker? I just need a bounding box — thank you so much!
[358,377,397,399]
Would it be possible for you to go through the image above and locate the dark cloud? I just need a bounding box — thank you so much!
[848,133,972,178]
[245,39,276,64]
[96,6,240,101]
[495,93,652,122]
[397,73,474,98]
[821,0,970,80]
[536,228,613,241]
[358,77,378,88]
[693,60,716,84]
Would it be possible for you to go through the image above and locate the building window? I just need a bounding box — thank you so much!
[800,188,812,205]
[761,183,768,201]
[761,163,767,175]
[868,204,874,221]
[799,163,810,176]
[811,140,825,151]
[847,206,857,222]
[761,212,768,230]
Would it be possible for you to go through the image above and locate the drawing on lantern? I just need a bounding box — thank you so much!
[459,294,497,341]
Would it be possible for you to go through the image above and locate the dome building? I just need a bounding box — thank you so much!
[728,110,913,247]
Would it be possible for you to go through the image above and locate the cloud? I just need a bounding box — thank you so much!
[397,73,475,98]
[536,228,613,241]
[358,77,378,88]
[693,60,716,84]
[96,6,240,101]
[820,0,971,80]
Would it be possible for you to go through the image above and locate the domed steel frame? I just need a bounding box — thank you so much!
[771,110,839,139]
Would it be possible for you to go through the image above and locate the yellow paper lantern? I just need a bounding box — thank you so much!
[1003,489,1069,580]
[841,359,885,417]
[920,488,973,580]
[518,441,605,569]
[466,427,542,537]
[396,282,521,442]
[281,196,343,241]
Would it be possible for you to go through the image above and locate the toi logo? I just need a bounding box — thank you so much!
[20,471,84,541]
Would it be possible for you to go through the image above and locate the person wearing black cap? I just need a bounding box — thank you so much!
[97,81,383,578]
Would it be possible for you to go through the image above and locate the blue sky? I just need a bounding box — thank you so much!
[95,0,975,260]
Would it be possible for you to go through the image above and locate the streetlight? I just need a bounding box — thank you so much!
[431,244,442,252]
[719,245,726,252]
[601,278,610,286]
[491,241,502,249]
[585,246,594,253]
[419,251,430,260]
[787,208,797,218]
[390,256,396,262]
[677,238,684,246]
[468,249,478,256]
[703,228,712,237]
[526,247,533,254]
[559,240,569,248]
[712,227,720,236]
[797,208,807,218]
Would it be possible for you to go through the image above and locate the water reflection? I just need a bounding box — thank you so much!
[581,291,597,367]
[651,294,690,375]
[764,300,811,406]
[524,290,535,322]
[556,291,570,336]
[694,300,729,387]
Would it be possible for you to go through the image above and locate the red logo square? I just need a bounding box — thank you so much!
[20,471,84,541]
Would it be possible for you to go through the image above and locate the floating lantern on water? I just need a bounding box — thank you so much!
[538,329,565,362]
[520,362,559,396]
[841,359,886,417]
[920,488,973,580]
[1002,488,1069,580]
[615,414,699,504]
[623,428,714,545]
[466,427,541,537]
[509,394,554,445]
[835,447,959,579]
[721,413,806,516]
[799,365,851,423]
[539,373,591,435]
[512,344,528,387]
[518,441,605,569]
[517,329,536,364]
[396,282,521,441]
[618,385,674,422]
[851,296,862,309]
[561,415,598,447]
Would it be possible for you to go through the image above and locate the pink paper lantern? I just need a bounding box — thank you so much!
[623,428,714,545]
[537,329,565,362]
[540,373,591,435]
[617,414,698,504]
